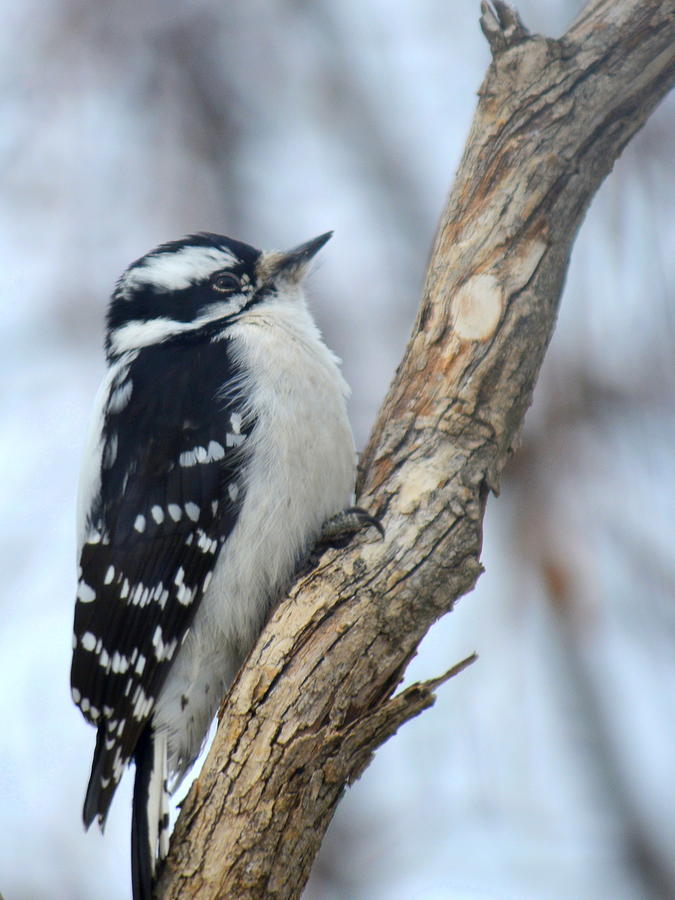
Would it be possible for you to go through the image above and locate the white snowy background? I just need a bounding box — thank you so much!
[1,1,673,898]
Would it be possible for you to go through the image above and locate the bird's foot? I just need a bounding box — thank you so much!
[319,506,385,546]
[294,507,384,580]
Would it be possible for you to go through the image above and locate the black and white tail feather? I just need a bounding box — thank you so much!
[71,231,360,898]
[131,728,169,899]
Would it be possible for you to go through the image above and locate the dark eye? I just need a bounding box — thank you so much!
[211,272,241,294]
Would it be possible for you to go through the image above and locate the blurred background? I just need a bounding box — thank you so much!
[1,0,673,898]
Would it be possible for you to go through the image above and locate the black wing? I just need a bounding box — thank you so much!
[71,332,253,826]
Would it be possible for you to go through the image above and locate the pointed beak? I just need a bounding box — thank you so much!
[269,231,333,281]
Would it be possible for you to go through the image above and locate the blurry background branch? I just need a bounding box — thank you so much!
[155,1,675,898]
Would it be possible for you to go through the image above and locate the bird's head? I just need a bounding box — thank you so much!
[105,231,332,359]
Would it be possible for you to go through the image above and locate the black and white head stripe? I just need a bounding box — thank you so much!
[71,333,254,826]
[105,233,262,360]
[118,245,238,296]
[116,233,261,295]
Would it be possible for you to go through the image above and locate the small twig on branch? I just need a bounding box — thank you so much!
[480,0,529,52]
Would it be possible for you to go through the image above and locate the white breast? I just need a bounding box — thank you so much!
[154,293,356,779]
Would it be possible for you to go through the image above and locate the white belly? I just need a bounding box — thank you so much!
[153,300,355,780]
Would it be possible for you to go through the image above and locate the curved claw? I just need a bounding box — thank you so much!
[344,506,385,540]
[294,506,385,581]
[320,506,385,544]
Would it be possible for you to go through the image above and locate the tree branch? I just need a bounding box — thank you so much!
[157,2,675,897]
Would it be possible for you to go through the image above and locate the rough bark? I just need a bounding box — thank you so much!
[156,2,675,898]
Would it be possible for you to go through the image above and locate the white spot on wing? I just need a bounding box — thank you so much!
[77,356,130,548]
[179,441,226,467]
[108,379,133,413]
[81,632,97,652]
[77,582,96,604]
[207,440,225,460]
[112,746,126,782]
[134,514,146,533]
[179,447,201,467]
[168,504,182,522]
[152,625,178,661]
[176,583,195,606]
[104,565,115,585]
[151,505,164,524]
[196,530,218,554]
[111,652,130,674]
[131,684,154,720]
[185,501,200,521]
[103,433,118,469]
